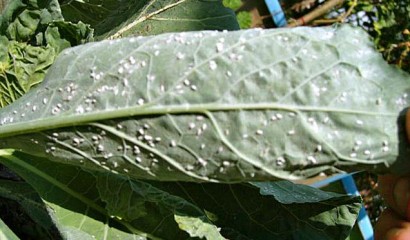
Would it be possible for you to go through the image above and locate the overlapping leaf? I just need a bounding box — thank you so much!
[0,150,360,240]
[0,150,222,239]
[0,25,409,182]
[0,179,62,239]
[0,218,19,240]
[59,0,240,39]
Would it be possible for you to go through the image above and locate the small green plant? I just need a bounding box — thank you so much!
[0,1,409,239]
[223,0,252,29]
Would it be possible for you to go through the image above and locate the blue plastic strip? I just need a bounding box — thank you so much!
[311,173,374,240]
[264,0,287,27]
[309,173,349,188]
[341,175,374,240]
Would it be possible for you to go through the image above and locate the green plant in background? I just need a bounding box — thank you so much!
[0,0,93,108]
[236,11,253,29]
[1,0,410,239]
[339,0,410,71]
[223,0,242,9]
[223,0,252,29]
[283,0,410,71]
[372,0,410,71]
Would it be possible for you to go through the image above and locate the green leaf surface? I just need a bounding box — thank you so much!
[0,150,360,240]
[236,11,252,29]
[59,0,240,39]
[223,0,242,10]
[0,37,56,108]
[174,214,225,240]
[0,150,226,239]
[0,218,19,240]
[0,0,64,42]
[0,0,93,48]
[252,180,352,204]
[0,0,93,108]
[253,182,361,240]
[150,181,360,240]
[0,179,63,239]
[0,25,409,182]
[45,20,94,54]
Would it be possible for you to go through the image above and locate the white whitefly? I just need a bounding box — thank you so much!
[197,157,207,166]
[144,135,153,141]
[97,144,104,152]
[209,60,217,70]
[188,122,196,130]
[307,156,317,164]
[176,52,185,60]
[276,157,285,166]
[216,42,224,52]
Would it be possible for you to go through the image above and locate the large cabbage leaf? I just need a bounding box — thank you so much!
[0,150,361,240]
[0,0,237,108]
[0,25,409,182]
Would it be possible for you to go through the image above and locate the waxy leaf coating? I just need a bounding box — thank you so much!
[0,25,409,182]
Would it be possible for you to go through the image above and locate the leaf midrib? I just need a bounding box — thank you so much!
[0,103,396,138]
[108,0,189,39]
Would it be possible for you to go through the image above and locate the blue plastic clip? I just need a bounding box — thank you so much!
[264,0,287,27]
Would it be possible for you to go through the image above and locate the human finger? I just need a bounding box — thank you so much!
[378,175,410,219]
[375,208,410,240]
